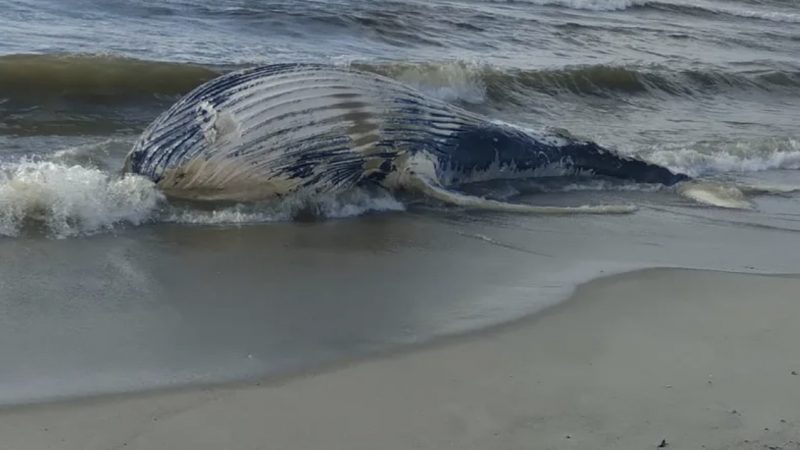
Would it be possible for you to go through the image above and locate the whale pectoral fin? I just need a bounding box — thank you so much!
[408,176,637,215]
[677,181,752,209]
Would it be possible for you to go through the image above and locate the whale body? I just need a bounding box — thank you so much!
[124,63,688,212]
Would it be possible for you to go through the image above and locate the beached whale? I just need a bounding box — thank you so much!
[124,63,689,213]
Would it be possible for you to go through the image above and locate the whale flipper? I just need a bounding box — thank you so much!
[409,175,637,215]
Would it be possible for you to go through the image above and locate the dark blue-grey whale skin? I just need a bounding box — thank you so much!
[442,125,689,186]
[124,63,689,200]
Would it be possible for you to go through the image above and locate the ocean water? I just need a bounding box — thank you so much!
[1,0,799,405]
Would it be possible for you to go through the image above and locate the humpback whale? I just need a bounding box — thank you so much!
[124,63,689,213]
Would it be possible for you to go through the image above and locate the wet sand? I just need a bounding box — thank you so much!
[2,268,799,450]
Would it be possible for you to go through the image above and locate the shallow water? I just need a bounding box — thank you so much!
[1,0,799,404]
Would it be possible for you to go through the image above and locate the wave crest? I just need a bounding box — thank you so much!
[497,0,800,21]
[648,2,800,24]
[491,0,648,11]
[355,61,800,103]
[2,54,798,111]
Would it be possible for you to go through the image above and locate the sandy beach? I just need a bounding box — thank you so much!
[1,268,798,450]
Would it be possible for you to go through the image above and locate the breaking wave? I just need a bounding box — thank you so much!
[0,159,405,238]
[499,0,800,22]
[355,61,800,103]
[0,161,162,238]
[2,54,798,113]
[643,139,800,177]
[645,2,800,24]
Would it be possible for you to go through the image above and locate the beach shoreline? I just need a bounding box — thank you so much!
[2,267,799,450]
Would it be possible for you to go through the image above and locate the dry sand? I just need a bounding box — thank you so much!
[1,268,799,450]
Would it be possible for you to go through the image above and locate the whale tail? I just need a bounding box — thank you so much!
[562,141,690,186]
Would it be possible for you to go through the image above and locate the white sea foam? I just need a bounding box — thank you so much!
[499,0,650,11]
[488,0,800,21]
[705,5,800,24]
[164,188,405,225]
[0,160,163,238]
[0,159,406,237]
[547,179,664,192]
[642,139,800,177]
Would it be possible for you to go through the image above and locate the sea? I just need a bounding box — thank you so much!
[1,0,799,405]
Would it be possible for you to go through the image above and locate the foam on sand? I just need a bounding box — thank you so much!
[643,139,800,177]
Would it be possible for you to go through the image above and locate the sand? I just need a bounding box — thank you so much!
[1,268,799,450]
